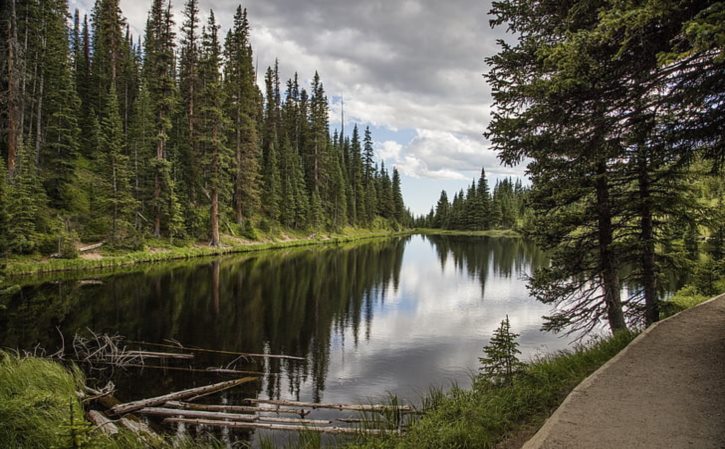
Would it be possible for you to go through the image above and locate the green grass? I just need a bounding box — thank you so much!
[415,228,521,238]
[0,352,225,449]
[4,228,413,277]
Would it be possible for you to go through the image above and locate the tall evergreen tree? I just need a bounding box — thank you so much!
[144,0,181,237]
[97,85,136,245]
[39,0,82,210]
[198,10,230,246]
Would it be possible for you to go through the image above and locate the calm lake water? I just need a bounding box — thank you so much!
[1,234,573,444]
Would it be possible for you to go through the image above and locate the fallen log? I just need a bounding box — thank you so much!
[86,410,119,435]
[259,416,331,425]
[136,407,256,422]
[165,401,309,416]
[78,361,264,376]
[247,399,414,413]
[163,417,393,435]
[123,350,194,359]
[79,242,105,252]
[127,340,305,361]
[110,377,258,416]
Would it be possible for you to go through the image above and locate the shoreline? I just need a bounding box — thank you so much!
[3,228,519,278]
[3,229,413,277]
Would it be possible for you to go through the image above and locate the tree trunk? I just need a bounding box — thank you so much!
[6,0,19,176]
[638,151,658,325]
[234,104,243,224]
[595,161,627,332]
[210,187,219,246]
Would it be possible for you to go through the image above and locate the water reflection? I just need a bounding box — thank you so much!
[1,234,569,442]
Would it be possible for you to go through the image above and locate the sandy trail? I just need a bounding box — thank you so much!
[524,294,725,449]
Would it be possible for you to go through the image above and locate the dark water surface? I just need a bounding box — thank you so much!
[1,234,572,444]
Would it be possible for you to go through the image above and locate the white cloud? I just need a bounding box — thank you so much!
[379,129,523,180]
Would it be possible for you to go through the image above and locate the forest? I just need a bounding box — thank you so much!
[0,0,410,259]
[483,0,724,333]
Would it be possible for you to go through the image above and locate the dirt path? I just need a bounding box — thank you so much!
[523,294,725,449]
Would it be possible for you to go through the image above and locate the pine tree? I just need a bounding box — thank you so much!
[40,0,82,210]
[198,10,230,246]
[224,6,261,225]
[145,0,181,238]
[479,315,522,386]
[392,168,404,224]
[6,143,48,253]
[97,85,136,246]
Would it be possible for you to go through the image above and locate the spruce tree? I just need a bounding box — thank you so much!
[198,10,230,246]
[479,315,522,386]
[144,0,181,238]
[224,6,261,224]
[40,0,82,210]
[392,168,404,224]
[97,85,136,246]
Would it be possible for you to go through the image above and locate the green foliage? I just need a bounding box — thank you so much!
[478,316,522,386]
[0,352,84,449]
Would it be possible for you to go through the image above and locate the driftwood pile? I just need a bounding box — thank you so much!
[73,334,415,437]
[85,375,412,436]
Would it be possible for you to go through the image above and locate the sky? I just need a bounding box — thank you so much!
[70,0,526,215]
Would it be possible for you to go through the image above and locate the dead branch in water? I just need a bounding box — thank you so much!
[109,377,258,416]
[127,339,305,361]
[163,417,396,435]
[165,401,309,416]
[247,399,414,413]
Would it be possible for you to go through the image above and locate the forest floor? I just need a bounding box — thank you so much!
[2,227,413,277]
[522,293,725,449]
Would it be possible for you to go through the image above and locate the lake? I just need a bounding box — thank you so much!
[0,234,572,445]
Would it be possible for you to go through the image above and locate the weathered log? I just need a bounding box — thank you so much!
[85,361,264,376]
[165,401,309,416]
[259,416,331,425]
[247,399,414,413]
[127,340,305,361]
[86,410,119,435]
[79,242,105,252]
[123,350,194,359]
[136,407,256,422]
[163,417,393,435]
[110,377,258,416]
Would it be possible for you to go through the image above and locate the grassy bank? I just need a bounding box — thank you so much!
[0,352,222,449]
[415,228,521,238]
[4,228,412,277]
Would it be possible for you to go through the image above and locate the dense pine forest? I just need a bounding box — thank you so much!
[414,168,531,231]
[0,0,411,258]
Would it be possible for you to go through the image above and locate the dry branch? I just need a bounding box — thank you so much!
[127,340,305,361]
[247,399,414,413]
[165,401,309,416]
[163,417,393,435]
[109,377,258,416]
[136,407,256,422]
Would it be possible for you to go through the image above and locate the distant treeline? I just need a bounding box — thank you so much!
[0,0,411,257]
[414,169,530,231]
